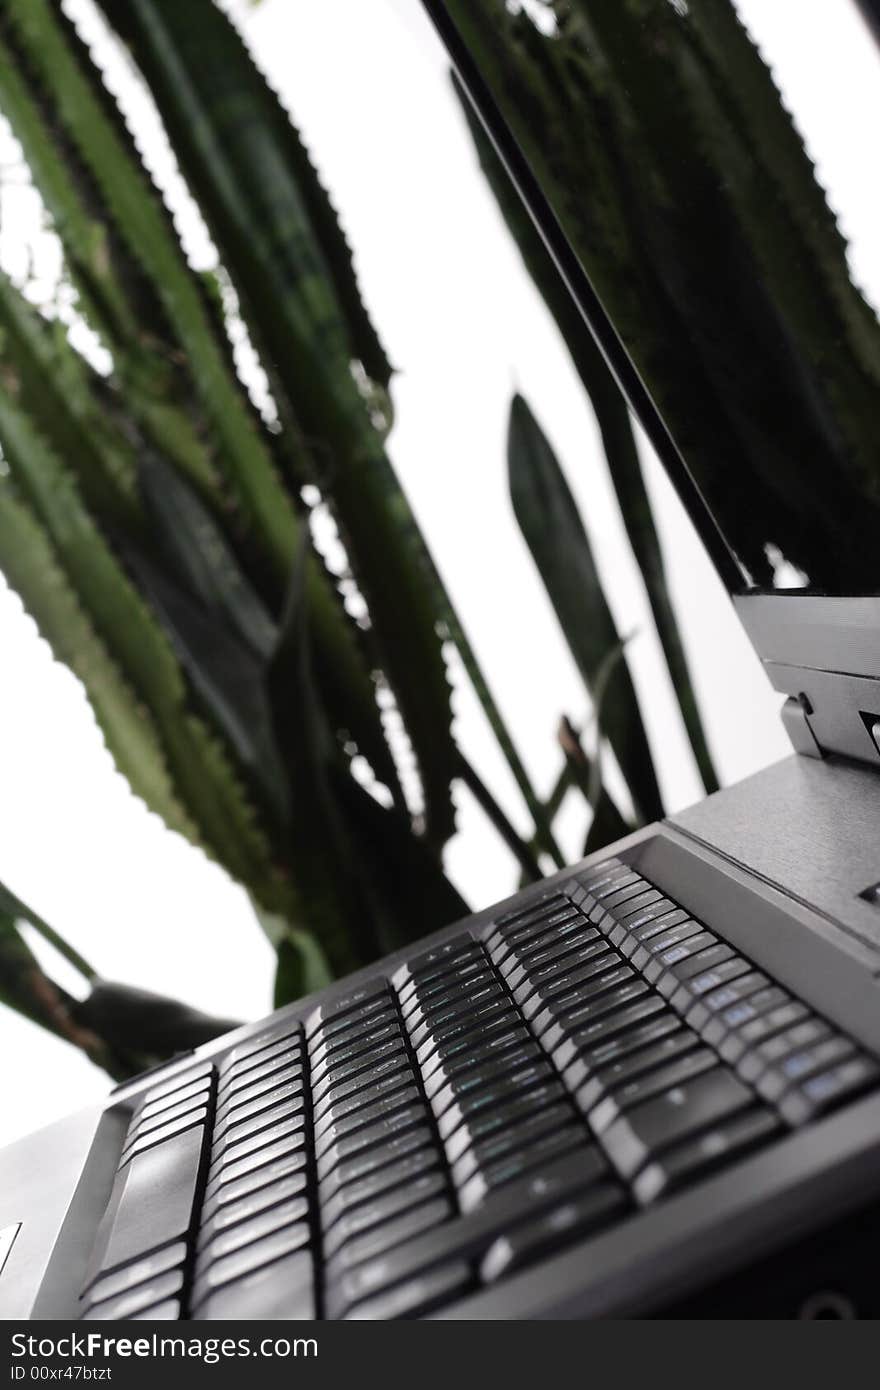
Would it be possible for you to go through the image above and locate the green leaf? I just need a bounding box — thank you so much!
[71,980,239,1056]
[273,932,333,1010]
[556,717,632,854]
[267,540,381,977]
[0,908,132,1076]
[91,0,456,843]
[508,393,663,822]
[96,0,393,397]
[0,406,292,911]
[457,81,719,795]
[0,482,201,846]
[135,448,277,660]
[2,0,302,584]
[0,876,95,982]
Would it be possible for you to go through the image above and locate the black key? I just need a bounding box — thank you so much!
[520,954,624,1017]
[87,1123,208,1280]
[400,968,494,1021]
[323,1172,449,1259]
[316,1108,428,1182]
[528,963,635,1028]
[314,1087,421,1157]
[325,1197,453,1278]
[504,933,604,989]
[616,898,678,936]
[129,1299,181,1320]
[142,1061,213,1107]
[604,888,662,922]
[756,1035,854,1103]
[124,1096,209,1153]
[313,1054,411,1114]
[317,1128,435,1204]
[625,908,689,946]
[414,1000,517,1065]
[494,896,576,933]
[450,1103,575,1184]
[192,1224,311,1307]
[719,1000,806,1065]
[493,914,590,966]
[223,1028,301,1070]
[312,993,392,1045]
[437,1063,557,1141]
[311,1039,409,1101]
[459,1134,603,1212]
[137,1075,213,1125]
[201,1156,308,1220]
[688,972,770,1040]
[198,1196,309,1263]
[215,1067,304,1125]
[428,1042,541,1114]
[657,940,734,986]
[222,1049,301,1101]
[121,1106,209,1164]
[560,1014,682,1092]
[550,995,668,1066]
[641,930,717,982]
[780,1056,879,1125]
[407,983,505,1047]
[633,1108,782,1204]
[198,1184,309,1250]
[314,1072,415,1131]
[214,1087,305,1141]
[324,1148,614,1318]
[536,979,650,1050]
[588,1048,718,1133]
[442,1082,565,1164]
[194,1250,314,1320]
[212,1112,307,1167]
[602,1068,755,1179]
[573,1029,698,1114]
[392,938,479,992]
[737,1017,829,1084]
[419,1028,528,1089]
[628,919,706,970]
[592,873,642,905]
[573,860,625,894]
[82,1242,186,1309]
[205,1128,307,1195]
[311,1022,403,1080]
[83,1268,184,1320]
[668,957,752,1011]
[306,981,389,1038]
[321,1149,441,1233]
[344,1261,471,1320]
[223,1036,303,1086]
[576,857,625,885]
[480,1183,626,1283]
[309,1009,399,1068]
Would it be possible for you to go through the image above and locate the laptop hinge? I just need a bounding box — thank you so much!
[781,694,824,760]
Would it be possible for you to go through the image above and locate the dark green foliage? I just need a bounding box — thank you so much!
[447,0,880,590]
[457,79,718,794]
[508,394,663,824]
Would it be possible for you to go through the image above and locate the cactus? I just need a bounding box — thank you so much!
[0,0,724,1073]
[449,0,880,591]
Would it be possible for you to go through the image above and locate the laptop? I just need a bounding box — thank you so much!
[3,0,880,1320]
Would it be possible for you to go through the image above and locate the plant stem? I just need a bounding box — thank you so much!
[456,754,544,882]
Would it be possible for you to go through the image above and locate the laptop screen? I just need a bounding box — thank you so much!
[436,0,880,597]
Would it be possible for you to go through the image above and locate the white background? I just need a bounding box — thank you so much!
[0,0,877,1148]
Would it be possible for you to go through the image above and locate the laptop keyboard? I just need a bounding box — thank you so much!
[78,857,879,1320]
